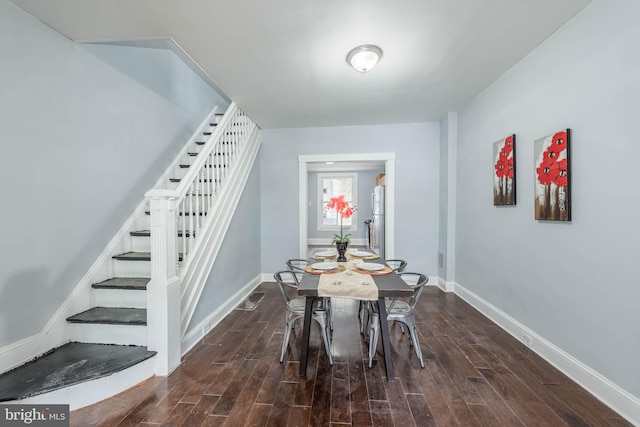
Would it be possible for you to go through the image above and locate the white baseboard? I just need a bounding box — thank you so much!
[181,273,262,356]
[452,282,640,425]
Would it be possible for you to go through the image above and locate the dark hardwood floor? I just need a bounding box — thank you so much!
[70,282,630,426]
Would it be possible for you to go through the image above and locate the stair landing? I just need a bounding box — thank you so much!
[0,342,156,401]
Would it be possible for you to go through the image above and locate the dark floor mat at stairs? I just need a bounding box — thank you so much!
[0,342,156,401]
[236,292,266,311]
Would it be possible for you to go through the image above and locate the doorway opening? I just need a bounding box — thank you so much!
[298,153,395,260]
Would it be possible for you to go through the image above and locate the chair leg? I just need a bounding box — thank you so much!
[280,321,293,363]
[368,312,379,368]
[313,313,333,365]
[326,298,334,331]
[403,320,424,368]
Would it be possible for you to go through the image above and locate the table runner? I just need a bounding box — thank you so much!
[317,270,378,300]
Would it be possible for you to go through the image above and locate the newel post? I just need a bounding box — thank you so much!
[145,190,182,375]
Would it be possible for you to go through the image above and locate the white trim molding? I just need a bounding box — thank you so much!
[452,282,640,425]
[298,153,396,260]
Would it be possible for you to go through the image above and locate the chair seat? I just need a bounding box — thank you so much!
[288,297,324,312]
[386,300,411,316]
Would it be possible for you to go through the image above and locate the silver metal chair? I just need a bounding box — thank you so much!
[384,259,407,273]
[285,259,309,284]
[359,259,408,335]
[274,270,333,365]
[367,272,428,368]
[287,258,334,330]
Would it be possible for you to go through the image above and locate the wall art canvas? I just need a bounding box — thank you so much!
[534,129,571,221]
[493,134,516,206]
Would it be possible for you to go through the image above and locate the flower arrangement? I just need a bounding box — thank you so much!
[326,195,357,244]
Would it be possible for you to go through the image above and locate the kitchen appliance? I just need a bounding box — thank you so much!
[370,185,385,258]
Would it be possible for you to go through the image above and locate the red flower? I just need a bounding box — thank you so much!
[327,195,355,219]
[495,157,508,178]
[326,195,357,244]
[502,136,514,154]
[506,157,515,179]
[537,158,559,185]
[543,149,560,162]
[547,131,567,155]
[552,158,568,187]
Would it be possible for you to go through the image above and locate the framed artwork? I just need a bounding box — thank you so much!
[493,134,516,206]
[534,129,571,221]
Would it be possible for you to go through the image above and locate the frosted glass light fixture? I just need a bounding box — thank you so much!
[346,45,383,73]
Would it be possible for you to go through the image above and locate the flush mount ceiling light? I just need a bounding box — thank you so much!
[346,45,383,73]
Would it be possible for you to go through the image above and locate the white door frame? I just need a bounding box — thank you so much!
[298,153,395,260]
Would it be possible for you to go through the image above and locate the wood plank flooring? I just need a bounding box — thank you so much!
[70,282,631,426]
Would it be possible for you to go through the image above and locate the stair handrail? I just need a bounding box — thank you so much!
[144,102,259,374]
[148,106,222,193]
[146,102,255,265]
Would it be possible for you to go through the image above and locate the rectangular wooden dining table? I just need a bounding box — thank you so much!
[297,261,413,382]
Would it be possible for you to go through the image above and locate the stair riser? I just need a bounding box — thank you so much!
[92,289,146,309]
[130,235,150,252]
[68,323,147,346]
[131,236,197,253]
[114,260,150,278]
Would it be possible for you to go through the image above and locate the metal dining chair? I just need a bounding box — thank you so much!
[359,259,408,336]
[274,270,333,365]
[367,272,428,368]
[286,259,309,284]
[384,259,407,273]
[287,258,334,330]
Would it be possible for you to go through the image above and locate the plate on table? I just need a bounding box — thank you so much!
[311,262,339,270]
[350,250,372,257]
[356,262,385,271]
[315,250,337,258]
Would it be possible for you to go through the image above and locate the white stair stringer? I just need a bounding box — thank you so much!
[179,125,261,344]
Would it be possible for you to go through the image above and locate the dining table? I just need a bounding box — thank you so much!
[297,255,413,382]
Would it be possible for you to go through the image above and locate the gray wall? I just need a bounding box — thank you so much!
[188,159,262,330]
[260,123,440,275]
[308,169,384,242]
[455,0,640,398]
[0,0,227,346]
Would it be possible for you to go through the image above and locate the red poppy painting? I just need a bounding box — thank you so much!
[493,134,516,206]
[534,129,571,221]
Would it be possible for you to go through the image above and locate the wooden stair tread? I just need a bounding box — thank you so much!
[130,230,195,238]
[145,210,207,216]
[66,307,147,325]
[92,277,149,290]
[0,342,155,401]
[112,251,183,261]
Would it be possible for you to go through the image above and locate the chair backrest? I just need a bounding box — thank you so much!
[274,270,300,304]
[286,259,310,285]
[397,272,429,309]
[385,259,407,273]
[286,258,309,273]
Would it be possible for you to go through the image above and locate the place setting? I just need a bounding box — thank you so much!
[311,248,338,261]
[346,248,380,260]
[352,261,392,275]
[304,261,346,274]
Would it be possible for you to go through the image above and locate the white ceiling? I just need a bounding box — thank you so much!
[12,0,591,129]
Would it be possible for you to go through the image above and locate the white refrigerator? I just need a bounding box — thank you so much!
[371,185,385,259]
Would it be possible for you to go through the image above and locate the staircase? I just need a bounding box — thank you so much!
[0,104,261,409]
